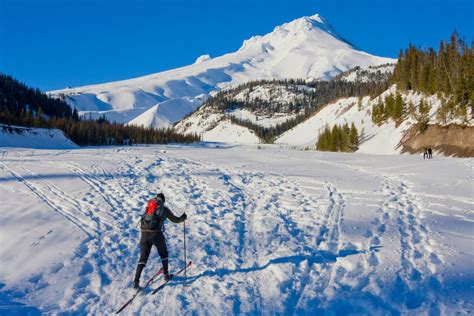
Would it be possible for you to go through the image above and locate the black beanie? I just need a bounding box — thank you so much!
[157,193,165,203]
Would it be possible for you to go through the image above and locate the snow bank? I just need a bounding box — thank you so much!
[0,125,77,149]
[203,120,259,144]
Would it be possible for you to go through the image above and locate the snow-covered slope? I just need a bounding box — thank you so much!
[126,97,203,128]
[202,119,259,144]
[49,14,394,128]
[274,88,405,151]
[174,80,311,142]
[0,125,77,149]
[275,86,463,154]
[175,112,260,144]
[0,145,472,314]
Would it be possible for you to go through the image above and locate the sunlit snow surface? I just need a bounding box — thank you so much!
[0,144,472,315]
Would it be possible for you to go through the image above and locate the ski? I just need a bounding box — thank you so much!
[151,261,192,295]
[116,268,164,314]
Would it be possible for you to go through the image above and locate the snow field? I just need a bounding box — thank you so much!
[0,145,472,314]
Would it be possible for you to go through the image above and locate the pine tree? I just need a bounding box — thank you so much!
[392,93,405,124]
[407,100,416,120]
[72,107,79,121]
[350,123,359,150]
[316,125,332,151]
[416,99,431,132]
[384,94,395,120]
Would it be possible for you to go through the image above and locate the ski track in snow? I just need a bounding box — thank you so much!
[0,147,471,315]
[372,176,445,313]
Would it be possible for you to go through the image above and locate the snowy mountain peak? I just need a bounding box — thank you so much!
[308,13,324,23]
[292,14,347,43]
[276,13,332,34]
[239,13,352,51]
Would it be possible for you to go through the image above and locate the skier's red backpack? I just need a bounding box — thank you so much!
[141,197,165,231]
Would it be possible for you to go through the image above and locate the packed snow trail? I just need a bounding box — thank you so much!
[0,145,472,315]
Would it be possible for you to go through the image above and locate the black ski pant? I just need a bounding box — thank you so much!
[134,231,168,283]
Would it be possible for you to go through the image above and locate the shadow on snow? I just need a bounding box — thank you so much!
[182,248,373,285]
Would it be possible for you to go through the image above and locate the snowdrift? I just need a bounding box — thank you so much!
[0,125,77,149]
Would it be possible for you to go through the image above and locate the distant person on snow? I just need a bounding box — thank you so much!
[428,147,433,159]
[423,148,428,159]
[134,193,187,289]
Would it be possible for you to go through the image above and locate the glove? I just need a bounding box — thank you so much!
[181,213,187,221]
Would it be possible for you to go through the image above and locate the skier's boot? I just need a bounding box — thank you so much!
[164,273,174,281]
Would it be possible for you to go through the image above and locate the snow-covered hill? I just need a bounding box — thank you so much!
[0,145,472,314]
[275,86,417,153]
[0,125,77,149]
[275,86,474,155]
[49,14,394,128]
[173,78,320,143]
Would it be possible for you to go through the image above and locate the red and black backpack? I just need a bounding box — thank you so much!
[140,197,165,231]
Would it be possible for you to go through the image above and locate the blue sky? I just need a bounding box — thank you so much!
[1,0,472,91]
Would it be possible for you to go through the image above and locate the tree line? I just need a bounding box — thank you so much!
[371,93,431,132]
[391,32,473,122]
[208,77,390,115]
[333,64,394,83]
[0,74,200,146]
[372,93,407,126]
[227,115,305,143]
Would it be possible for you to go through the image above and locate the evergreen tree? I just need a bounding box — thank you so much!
[384,94,395,120]
[416,99,431,132]
[407,100,416,120]
[392,31,473,122]
[392,93,405,124]
[316,123,359,152]
[350,123,359,150]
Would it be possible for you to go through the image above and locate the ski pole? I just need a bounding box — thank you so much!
[184,219,187,283]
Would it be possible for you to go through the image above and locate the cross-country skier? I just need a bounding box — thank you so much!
[133,193,187,289]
